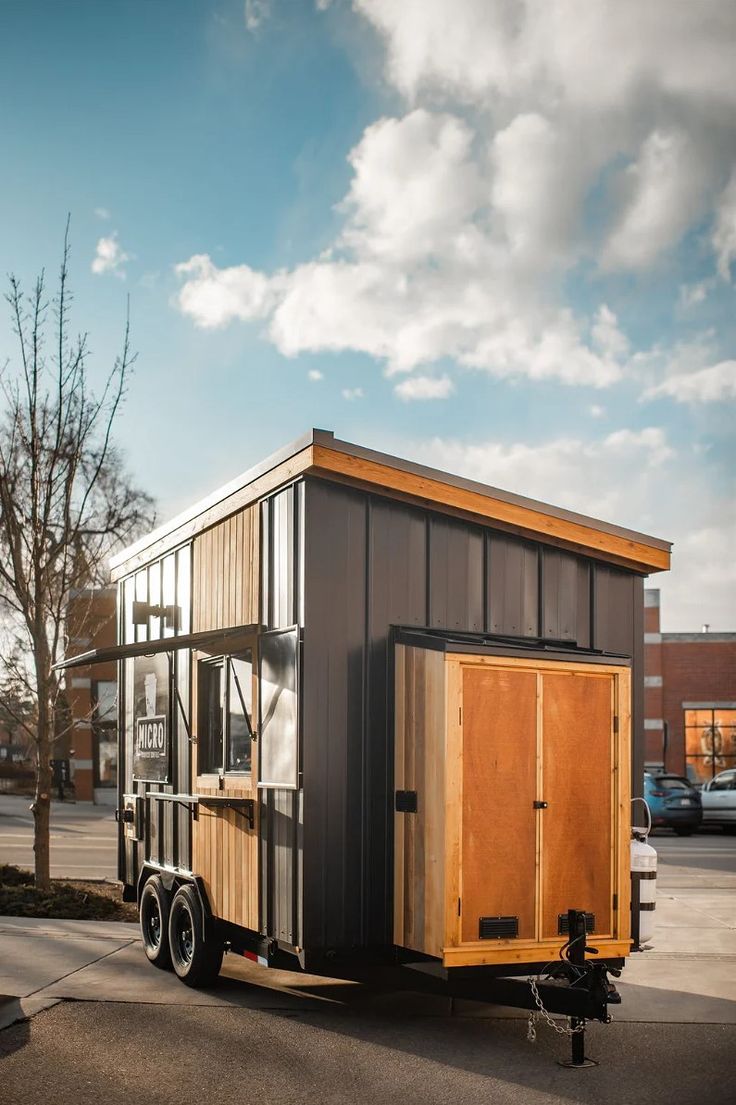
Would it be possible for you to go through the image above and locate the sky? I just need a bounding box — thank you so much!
[1,0,734,630]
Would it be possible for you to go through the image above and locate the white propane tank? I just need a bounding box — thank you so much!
[631,797,657,948]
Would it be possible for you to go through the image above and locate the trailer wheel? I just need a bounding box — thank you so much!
[139,875,172,969]
[168,884,223,988]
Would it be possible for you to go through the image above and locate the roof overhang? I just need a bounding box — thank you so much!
[109,429,672,580]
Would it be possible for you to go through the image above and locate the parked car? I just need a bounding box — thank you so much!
[643,772,703,835]
[700,769,736,832]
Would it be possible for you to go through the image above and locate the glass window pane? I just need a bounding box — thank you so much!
[162,554,177,638]
[685,708,736,782]
[96,735,117,787]
[148,561,162,639]
[227,652,253,773]
[177,546,191,635]
[132,653,171,783]
[199,662,224,774]
[94,681,117,722]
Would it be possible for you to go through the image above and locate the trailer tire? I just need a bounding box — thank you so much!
[140,875,172,969]
[168,884,223,988]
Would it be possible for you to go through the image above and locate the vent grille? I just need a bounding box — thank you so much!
[479,915,519,940]
[558,912,596,935]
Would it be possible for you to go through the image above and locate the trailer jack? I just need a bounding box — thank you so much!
[404,909,621,1068]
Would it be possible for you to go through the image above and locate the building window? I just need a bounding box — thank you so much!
[93,680,118,788]
[198,651,254,776]
[684,707,736,784]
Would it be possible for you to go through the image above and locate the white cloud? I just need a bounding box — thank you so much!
[394,374,454,400]
[307,369,323,381]
[174,0,736,397]
[679,281,712,309]
[491,113,583,264]
[408,426,674,526]
[712,168,736,280]
[174,254,279,328]
[94,206,111,220]
[602,130,711,270]
[642,360,736,404]
[340,110,484,264]
[659,522,736,631]
[589,404,605,418]
[91,233,130,277]
[356,0,736,112]
[244,0,270,32]
[341,386,364,400]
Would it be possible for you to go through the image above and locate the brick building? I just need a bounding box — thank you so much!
[64,587,117,803]
[644,589,736,782]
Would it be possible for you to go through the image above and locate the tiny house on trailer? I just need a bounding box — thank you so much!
[58,429,670,1042]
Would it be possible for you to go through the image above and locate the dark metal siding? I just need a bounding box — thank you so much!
[302,476,647,956]
[428,516,484,632]
[487,534,538,636]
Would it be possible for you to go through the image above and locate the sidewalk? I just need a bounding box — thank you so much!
[1,880,734,1032]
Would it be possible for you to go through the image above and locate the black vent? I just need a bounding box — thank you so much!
[558,912,596,935]
[479,915,519,940]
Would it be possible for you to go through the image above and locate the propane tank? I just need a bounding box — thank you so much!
[630,797,657,948]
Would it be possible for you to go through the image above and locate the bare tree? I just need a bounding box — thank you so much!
[0,222,154,888]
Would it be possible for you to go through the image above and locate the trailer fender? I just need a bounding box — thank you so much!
[135,865,214,943]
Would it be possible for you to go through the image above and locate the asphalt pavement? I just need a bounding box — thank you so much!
[0,794,117,879]
[0,816,734,1103]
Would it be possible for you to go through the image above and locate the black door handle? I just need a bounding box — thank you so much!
[533,801,548,809]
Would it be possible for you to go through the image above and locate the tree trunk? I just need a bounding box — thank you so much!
[32,665,52,890]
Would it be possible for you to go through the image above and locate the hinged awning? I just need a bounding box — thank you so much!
[53,624,260,671]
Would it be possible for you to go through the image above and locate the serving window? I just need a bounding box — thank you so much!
[198,650,255,776]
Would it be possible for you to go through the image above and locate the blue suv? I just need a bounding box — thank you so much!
[643,772,703,835]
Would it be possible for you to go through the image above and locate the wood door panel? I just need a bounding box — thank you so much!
[461,667,537,942]
[541,672,613,938]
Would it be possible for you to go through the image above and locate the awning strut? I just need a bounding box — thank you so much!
[53,624,260,671]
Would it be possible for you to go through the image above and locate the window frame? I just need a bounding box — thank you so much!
[197,647,256,780]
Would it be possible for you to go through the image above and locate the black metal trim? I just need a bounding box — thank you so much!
[395,790,418,813]
[392,626,632,665]
[53,623,262,671]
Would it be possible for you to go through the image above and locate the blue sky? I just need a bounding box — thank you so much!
[1,0,734,629]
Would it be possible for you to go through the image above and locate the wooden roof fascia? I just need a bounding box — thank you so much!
[309,443,671,575]
[110,428,671,582]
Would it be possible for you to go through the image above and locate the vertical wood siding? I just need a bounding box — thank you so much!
[192,785,259,930]
[192,505,259,632]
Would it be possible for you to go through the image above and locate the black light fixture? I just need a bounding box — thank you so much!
[132,601,180,629]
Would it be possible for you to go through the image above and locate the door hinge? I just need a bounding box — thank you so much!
[613,893,618,911]
[458,706,462,725]
[458,897,462,916]
[613,715,619,734]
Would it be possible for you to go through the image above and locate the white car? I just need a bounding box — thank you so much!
[700,769,736,832]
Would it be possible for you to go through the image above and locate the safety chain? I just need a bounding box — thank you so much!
[526,977,588,1042]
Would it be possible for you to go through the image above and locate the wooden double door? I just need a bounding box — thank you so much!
[446,655,630,960]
